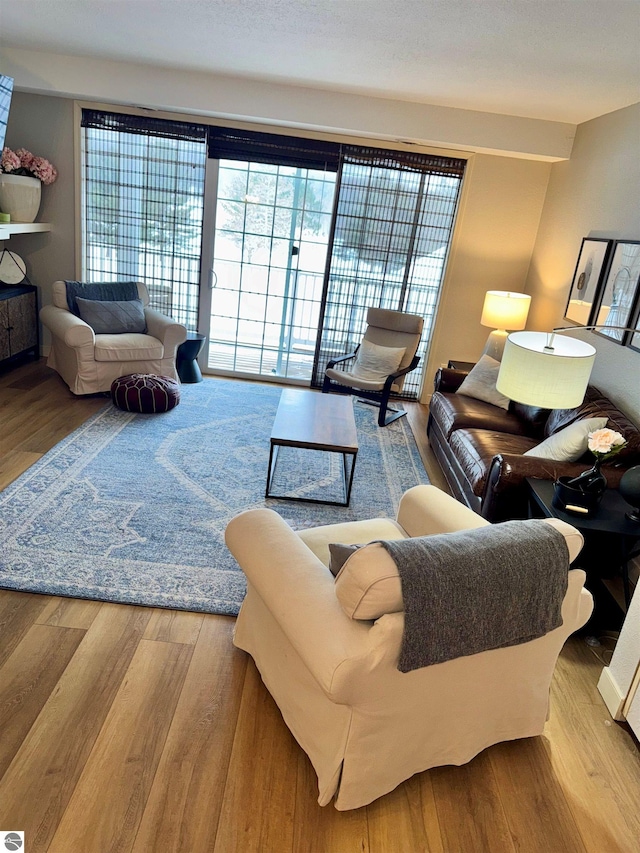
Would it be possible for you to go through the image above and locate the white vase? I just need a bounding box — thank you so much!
[0,174,42,223]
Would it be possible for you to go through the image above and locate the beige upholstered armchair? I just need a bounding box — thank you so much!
[40,280,187,395]
[225,485,593,810]
[322,307,424,426]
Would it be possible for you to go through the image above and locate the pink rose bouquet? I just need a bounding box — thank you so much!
[587,427,626,461]
[1,146,58,185]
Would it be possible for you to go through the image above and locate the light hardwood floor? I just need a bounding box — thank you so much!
[0,360,638,853]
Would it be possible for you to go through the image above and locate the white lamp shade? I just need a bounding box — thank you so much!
[496,331,596,409]
[481,291,531,331]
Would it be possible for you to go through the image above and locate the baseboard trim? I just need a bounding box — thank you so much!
[597,666,626,720]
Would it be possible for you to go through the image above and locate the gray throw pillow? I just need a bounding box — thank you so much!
[328,543,363,576]
[76,297,147,334]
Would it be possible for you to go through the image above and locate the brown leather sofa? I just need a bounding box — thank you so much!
[427,367,640,522]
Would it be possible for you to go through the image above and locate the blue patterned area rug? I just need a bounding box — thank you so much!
[0,379,429,615]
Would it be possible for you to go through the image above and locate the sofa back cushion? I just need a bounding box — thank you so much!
[545,386,640,464]
[511,402,551,438]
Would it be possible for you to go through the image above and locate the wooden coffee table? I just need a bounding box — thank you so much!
[266,389,359,506]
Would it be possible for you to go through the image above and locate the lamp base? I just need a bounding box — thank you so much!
[481,329,508,361]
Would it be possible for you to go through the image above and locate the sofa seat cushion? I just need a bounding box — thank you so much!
[325,366,401,393]
[429,391,527,440]
[450,429,538,496]
[94,333,164,362]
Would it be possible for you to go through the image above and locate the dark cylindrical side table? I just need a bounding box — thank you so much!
[177,333,207,383]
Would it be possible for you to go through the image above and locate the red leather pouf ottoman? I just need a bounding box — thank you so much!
[111,374,181,413]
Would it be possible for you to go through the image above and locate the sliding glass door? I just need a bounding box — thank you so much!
[81,111,465,396]
[206,159,336,381]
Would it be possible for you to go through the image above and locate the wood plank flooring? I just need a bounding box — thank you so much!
[0,360,639,852]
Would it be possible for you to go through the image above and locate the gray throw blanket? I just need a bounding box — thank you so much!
[379,520,569,673]
[65,280,139,315]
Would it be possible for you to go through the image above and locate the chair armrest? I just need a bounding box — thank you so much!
[40,304,94,347]
[433,367,469,393]
[144,309,187,353]
[326,349,358,370]
[396,485,490,537]
[384,355,420,390]
[225,508,372,697]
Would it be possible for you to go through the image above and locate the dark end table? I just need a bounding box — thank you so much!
[526,477,640,611]
[447,359,476,371]
[177,333,206,383]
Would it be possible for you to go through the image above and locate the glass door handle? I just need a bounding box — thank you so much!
[209,269,218,289]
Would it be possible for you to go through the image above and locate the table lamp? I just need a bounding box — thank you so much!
[496,324,637,409]
[480,291,531,360]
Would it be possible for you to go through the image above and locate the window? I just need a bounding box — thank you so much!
[81,112,465,396]
[313,146,465,396]
[81,110,208,331]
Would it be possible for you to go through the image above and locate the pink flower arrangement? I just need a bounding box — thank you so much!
[1,146,58,185]
[587,428,626,461]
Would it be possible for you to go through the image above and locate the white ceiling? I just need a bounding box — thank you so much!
[1,0,640,124]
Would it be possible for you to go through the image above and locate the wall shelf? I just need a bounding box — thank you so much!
[0,223,52,240]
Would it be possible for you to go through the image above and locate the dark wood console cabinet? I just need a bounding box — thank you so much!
[0,283,39,367]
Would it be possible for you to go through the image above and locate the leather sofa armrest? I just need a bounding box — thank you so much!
[433,367,469,393]
[482,453,627,520]
[487,454,626,494]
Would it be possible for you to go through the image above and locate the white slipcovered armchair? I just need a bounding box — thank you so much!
[40,280,187,395]
[225,485,593,810]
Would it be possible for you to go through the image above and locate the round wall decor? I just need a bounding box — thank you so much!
[0,250,27,284]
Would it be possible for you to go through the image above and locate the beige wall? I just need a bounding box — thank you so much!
[527,102,640,626]
[525,102,640,422]
[5,94,77,320]
[3,46,575,160]
[3,91,552,374]
[425,154,550,391]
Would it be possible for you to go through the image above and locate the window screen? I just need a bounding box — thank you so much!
[81,109,208,331]
[312,146,465,396]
